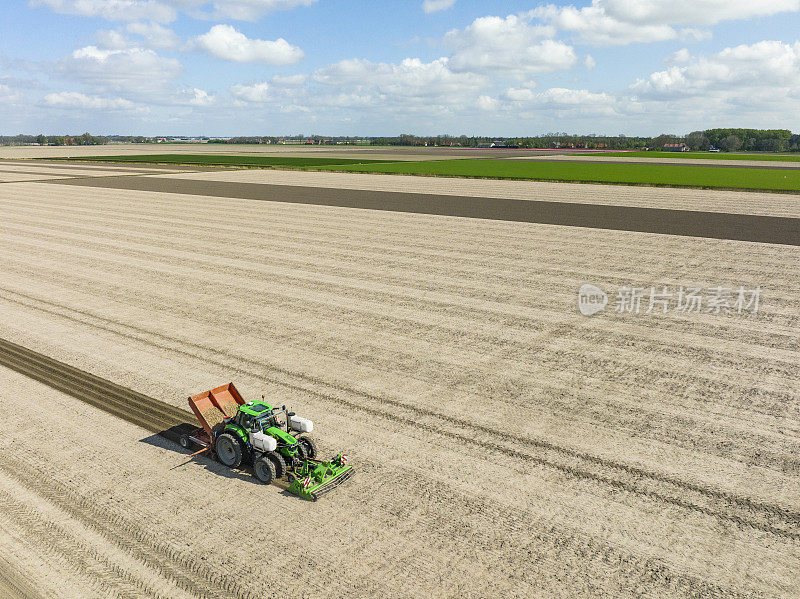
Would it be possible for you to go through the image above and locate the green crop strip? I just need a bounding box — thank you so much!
[576,151,800,162]
[51,154,394,167]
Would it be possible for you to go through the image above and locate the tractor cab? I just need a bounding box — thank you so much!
[235,401,274,431]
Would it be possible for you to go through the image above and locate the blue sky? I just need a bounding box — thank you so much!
[1,0,799,136]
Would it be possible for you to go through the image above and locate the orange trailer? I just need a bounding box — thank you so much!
[180,382,246,452]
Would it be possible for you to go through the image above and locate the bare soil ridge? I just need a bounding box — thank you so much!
[49,175,800,245]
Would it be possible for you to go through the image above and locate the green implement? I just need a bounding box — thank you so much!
[288,454,354,501]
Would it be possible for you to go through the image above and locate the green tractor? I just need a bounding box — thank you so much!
[184,383,353,500]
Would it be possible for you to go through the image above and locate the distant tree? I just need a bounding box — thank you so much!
[760,137,787,152]
[649,134,679,150]
[35,134,48,146]
[685,131,710,151]
[719,134,742,152]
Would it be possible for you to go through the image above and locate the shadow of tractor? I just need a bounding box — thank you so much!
[138,424,293,494]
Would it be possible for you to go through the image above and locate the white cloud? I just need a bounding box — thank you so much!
[679,28,712,43]
[665,48,692,65]
[313,57,486,100]
[532,4,676,45]
[31,0,318,22]
[183,87,215,106]
[96,29,130,50]
[445,15,576,76]
[476,95,498,110]
[230,74,307,103]
[55,46,182,95]
[534,87,615,107]
[42,91,136,110]
[191,25,303,65]
[127,22,181,49]
[599,0,800,26]
[498,85,619,119]
[0,83,24,104]
[95,22,180,51]
[270,73,307,86]
[422,0,456,14]
[532,1,800,46]
[631,41,800,98]
[176,0,317,21]
[30,0,177,22]
[503,87,536,102]
[585,54,596,70]
[230,81,271,102]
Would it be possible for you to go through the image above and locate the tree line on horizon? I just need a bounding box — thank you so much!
[0,133,148,146]
[372,129,800,152]
[2,128,799,152]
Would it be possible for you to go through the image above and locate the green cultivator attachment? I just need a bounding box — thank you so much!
[288,454,354,501]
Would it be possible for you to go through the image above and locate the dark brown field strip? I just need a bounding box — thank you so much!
[47,175,800,245]
[0,337,193,443]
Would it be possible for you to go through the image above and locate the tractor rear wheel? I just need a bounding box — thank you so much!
[297,436,317,460]
[253,456,277,484]
[216,433,243,468]
[267,451,287,478]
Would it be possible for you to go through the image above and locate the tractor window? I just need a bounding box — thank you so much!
[235,412,252,430]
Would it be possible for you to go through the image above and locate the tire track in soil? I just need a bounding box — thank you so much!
[0,464,250,599]
[0,340,255,598]
[0,555,40,599]
[1,298,798,541]
[0,487,171,599]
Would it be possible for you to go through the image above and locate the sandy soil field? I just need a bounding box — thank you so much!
[0,175,798,598]
[0,161,192,183]
[150,168,800,218]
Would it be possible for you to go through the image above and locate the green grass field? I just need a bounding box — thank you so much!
[54,154,392,167]
[582,151,800,162]
[320,159,800,191]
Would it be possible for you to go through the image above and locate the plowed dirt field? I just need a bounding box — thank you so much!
[0,173,797,598]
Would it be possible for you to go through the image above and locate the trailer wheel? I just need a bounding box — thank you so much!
[297,436,317,460]
[253,456,276,484]
[178,433,191,449]
[216,433,243,468]
[267,452,287,478]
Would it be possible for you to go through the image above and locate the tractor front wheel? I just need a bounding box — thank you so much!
[216,433,243,468]
[178,433,191,449]
[267,451,287,478]
[297,436,317,460]
[253,456,277,484]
